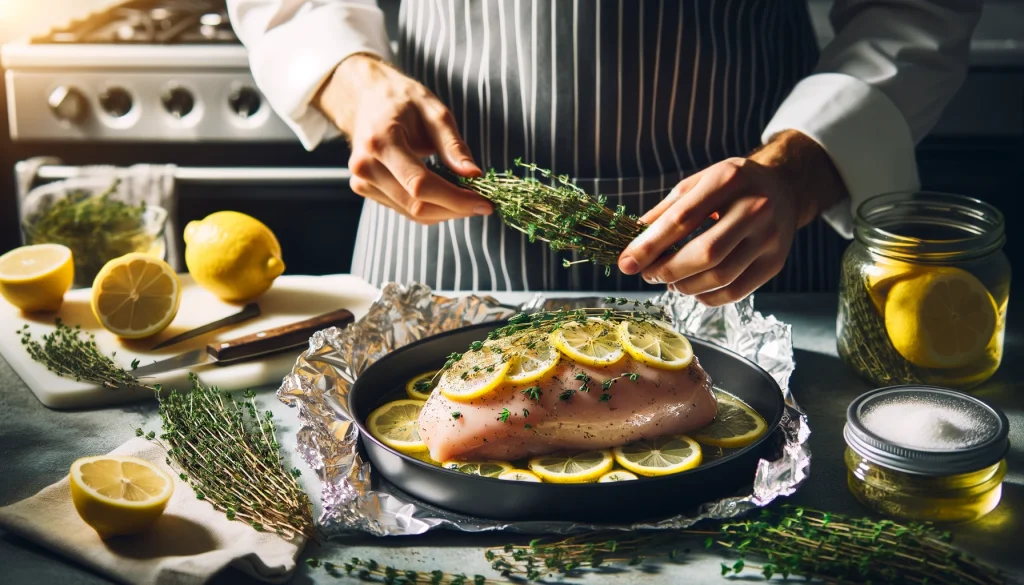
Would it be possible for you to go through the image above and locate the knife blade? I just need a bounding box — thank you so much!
[130,307,355,378]
[149,302,261,351]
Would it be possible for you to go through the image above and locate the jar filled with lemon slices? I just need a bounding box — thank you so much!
[837,191,1010,389]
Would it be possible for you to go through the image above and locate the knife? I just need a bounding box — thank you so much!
[150,302,262,351]
[130,308,355,378]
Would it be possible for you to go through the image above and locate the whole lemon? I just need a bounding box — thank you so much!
[184,211,284,302]
[884,267,998,369]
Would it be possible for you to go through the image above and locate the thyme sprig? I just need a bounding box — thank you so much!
[138,374,315,541]
[17,321,148,390]
[306,557,499,584]
[458,159,650,275]
[485,506,1008,584]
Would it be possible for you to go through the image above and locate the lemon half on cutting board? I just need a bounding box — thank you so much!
[69,455,174,538]
[0,244,74,312]
[91,253,181,339]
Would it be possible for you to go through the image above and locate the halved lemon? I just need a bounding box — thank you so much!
[598,470,638,482]
[506,338,561,384]
[549,320,624,367]
[0,244,74,312]
[437,357,511,402]
[617,320,693,370]
[90,253,181,339]
[69,455,174,538]
[884,267,998,369]
[498,469,543,482]
[612,435,702,477]
[366,399,428,454]
[528,450,614,484]
[406,370,438,401]
[693,393,768,448]
[441,460,514,477]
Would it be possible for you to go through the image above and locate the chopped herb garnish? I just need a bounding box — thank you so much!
[452,412,462,420]
[599,393,612,402]
[522,408,529,418]
[498,408,511,423]
[559,389,575,401]
[522,386,543,401]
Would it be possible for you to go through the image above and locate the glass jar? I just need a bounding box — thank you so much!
[844,386,1009,523]
[20,177,168,288]
[837,191,1010,389]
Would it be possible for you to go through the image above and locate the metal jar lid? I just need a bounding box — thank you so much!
[844,385,1010,476]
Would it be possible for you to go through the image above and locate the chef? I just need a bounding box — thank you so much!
[226,0,979,304]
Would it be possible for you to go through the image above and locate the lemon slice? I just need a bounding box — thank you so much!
[367,399,428,454]
[612,435,702,477]
[69,455,174,538]
[598,470,638,482]
[617,320,693,370]
[90,253,181,339]
[0,244,74,312]
[694,394,768,448]
[406,370,438,401]
[884,267,998,369]
[438,357,511,402]
[506,338,561,384]
[442,460,514,477]
[528,450,614,484]
[549,320,624,367]
[498,469,543,482]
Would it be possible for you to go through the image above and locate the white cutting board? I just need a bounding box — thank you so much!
[0,274,381,409]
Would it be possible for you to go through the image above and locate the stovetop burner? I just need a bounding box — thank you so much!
[32,0,237,44]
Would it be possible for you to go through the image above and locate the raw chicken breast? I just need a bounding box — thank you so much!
[418,355,717,462]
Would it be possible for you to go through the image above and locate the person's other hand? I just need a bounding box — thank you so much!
[316,54,493,225]
[617,130,847,306]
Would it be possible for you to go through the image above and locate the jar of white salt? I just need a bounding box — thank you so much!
[844,385,1009,523]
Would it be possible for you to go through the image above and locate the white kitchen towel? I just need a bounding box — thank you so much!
[15,157,182,271]
[0,437,305,585]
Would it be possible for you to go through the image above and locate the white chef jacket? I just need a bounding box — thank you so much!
[225,0,982,238]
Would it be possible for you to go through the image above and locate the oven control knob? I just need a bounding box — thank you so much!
[161,86,195,119]
[228,86,261,119]
[47,85,87,123]
[98,87,133,118]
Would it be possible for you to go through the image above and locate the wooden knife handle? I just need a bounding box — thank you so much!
[208,308,355,363]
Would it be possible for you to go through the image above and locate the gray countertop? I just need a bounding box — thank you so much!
[1,292,1022,584]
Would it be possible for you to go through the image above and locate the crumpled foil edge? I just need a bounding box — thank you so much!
[277,283,809,537]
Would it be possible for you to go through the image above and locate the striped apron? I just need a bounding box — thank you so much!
[351,0,823,292]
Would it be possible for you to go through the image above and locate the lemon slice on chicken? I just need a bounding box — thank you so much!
[528,450,615,484]
[442,460,514,477]
[612,435,702,477]
[598,470,639,482]
[367,399,428,454]
[617,320,693,370]
[497,469,543,482]
[437,357,511,402]
[549,320,624,367]
[506,338,561,384]
[694,393,768,448]
[405,370,438,401]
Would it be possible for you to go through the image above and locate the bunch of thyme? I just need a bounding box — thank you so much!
[305,557,499,584]
[17,321,146,390]
[458,159,648,275]
[416,297,666,395]
[485,505,1009,584]
[138,374,315,540]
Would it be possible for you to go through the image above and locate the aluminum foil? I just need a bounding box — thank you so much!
[278,283,808,537]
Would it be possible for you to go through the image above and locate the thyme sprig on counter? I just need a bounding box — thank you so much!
[458,159,649,275]
[421,298,666,392]
[17,321,148,390]
[485,506,1008,584]
[139,374,315,541]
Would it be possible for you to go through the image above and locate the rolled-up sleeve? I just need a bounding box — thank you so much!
[761,0,982,238]
[226,0,393,150]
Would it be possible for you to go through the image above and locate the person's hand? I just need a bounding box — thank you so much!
[316,54,493,224]
[617,130,847,306]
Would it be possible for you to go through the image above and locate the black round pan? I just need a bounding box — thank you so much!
[350,320,785,524]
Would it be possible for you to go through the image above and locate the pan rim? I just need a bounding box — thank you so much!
[350,319,786,489]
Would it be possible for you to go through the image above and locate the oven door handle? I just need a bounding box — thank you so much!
[22,162,352,184]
